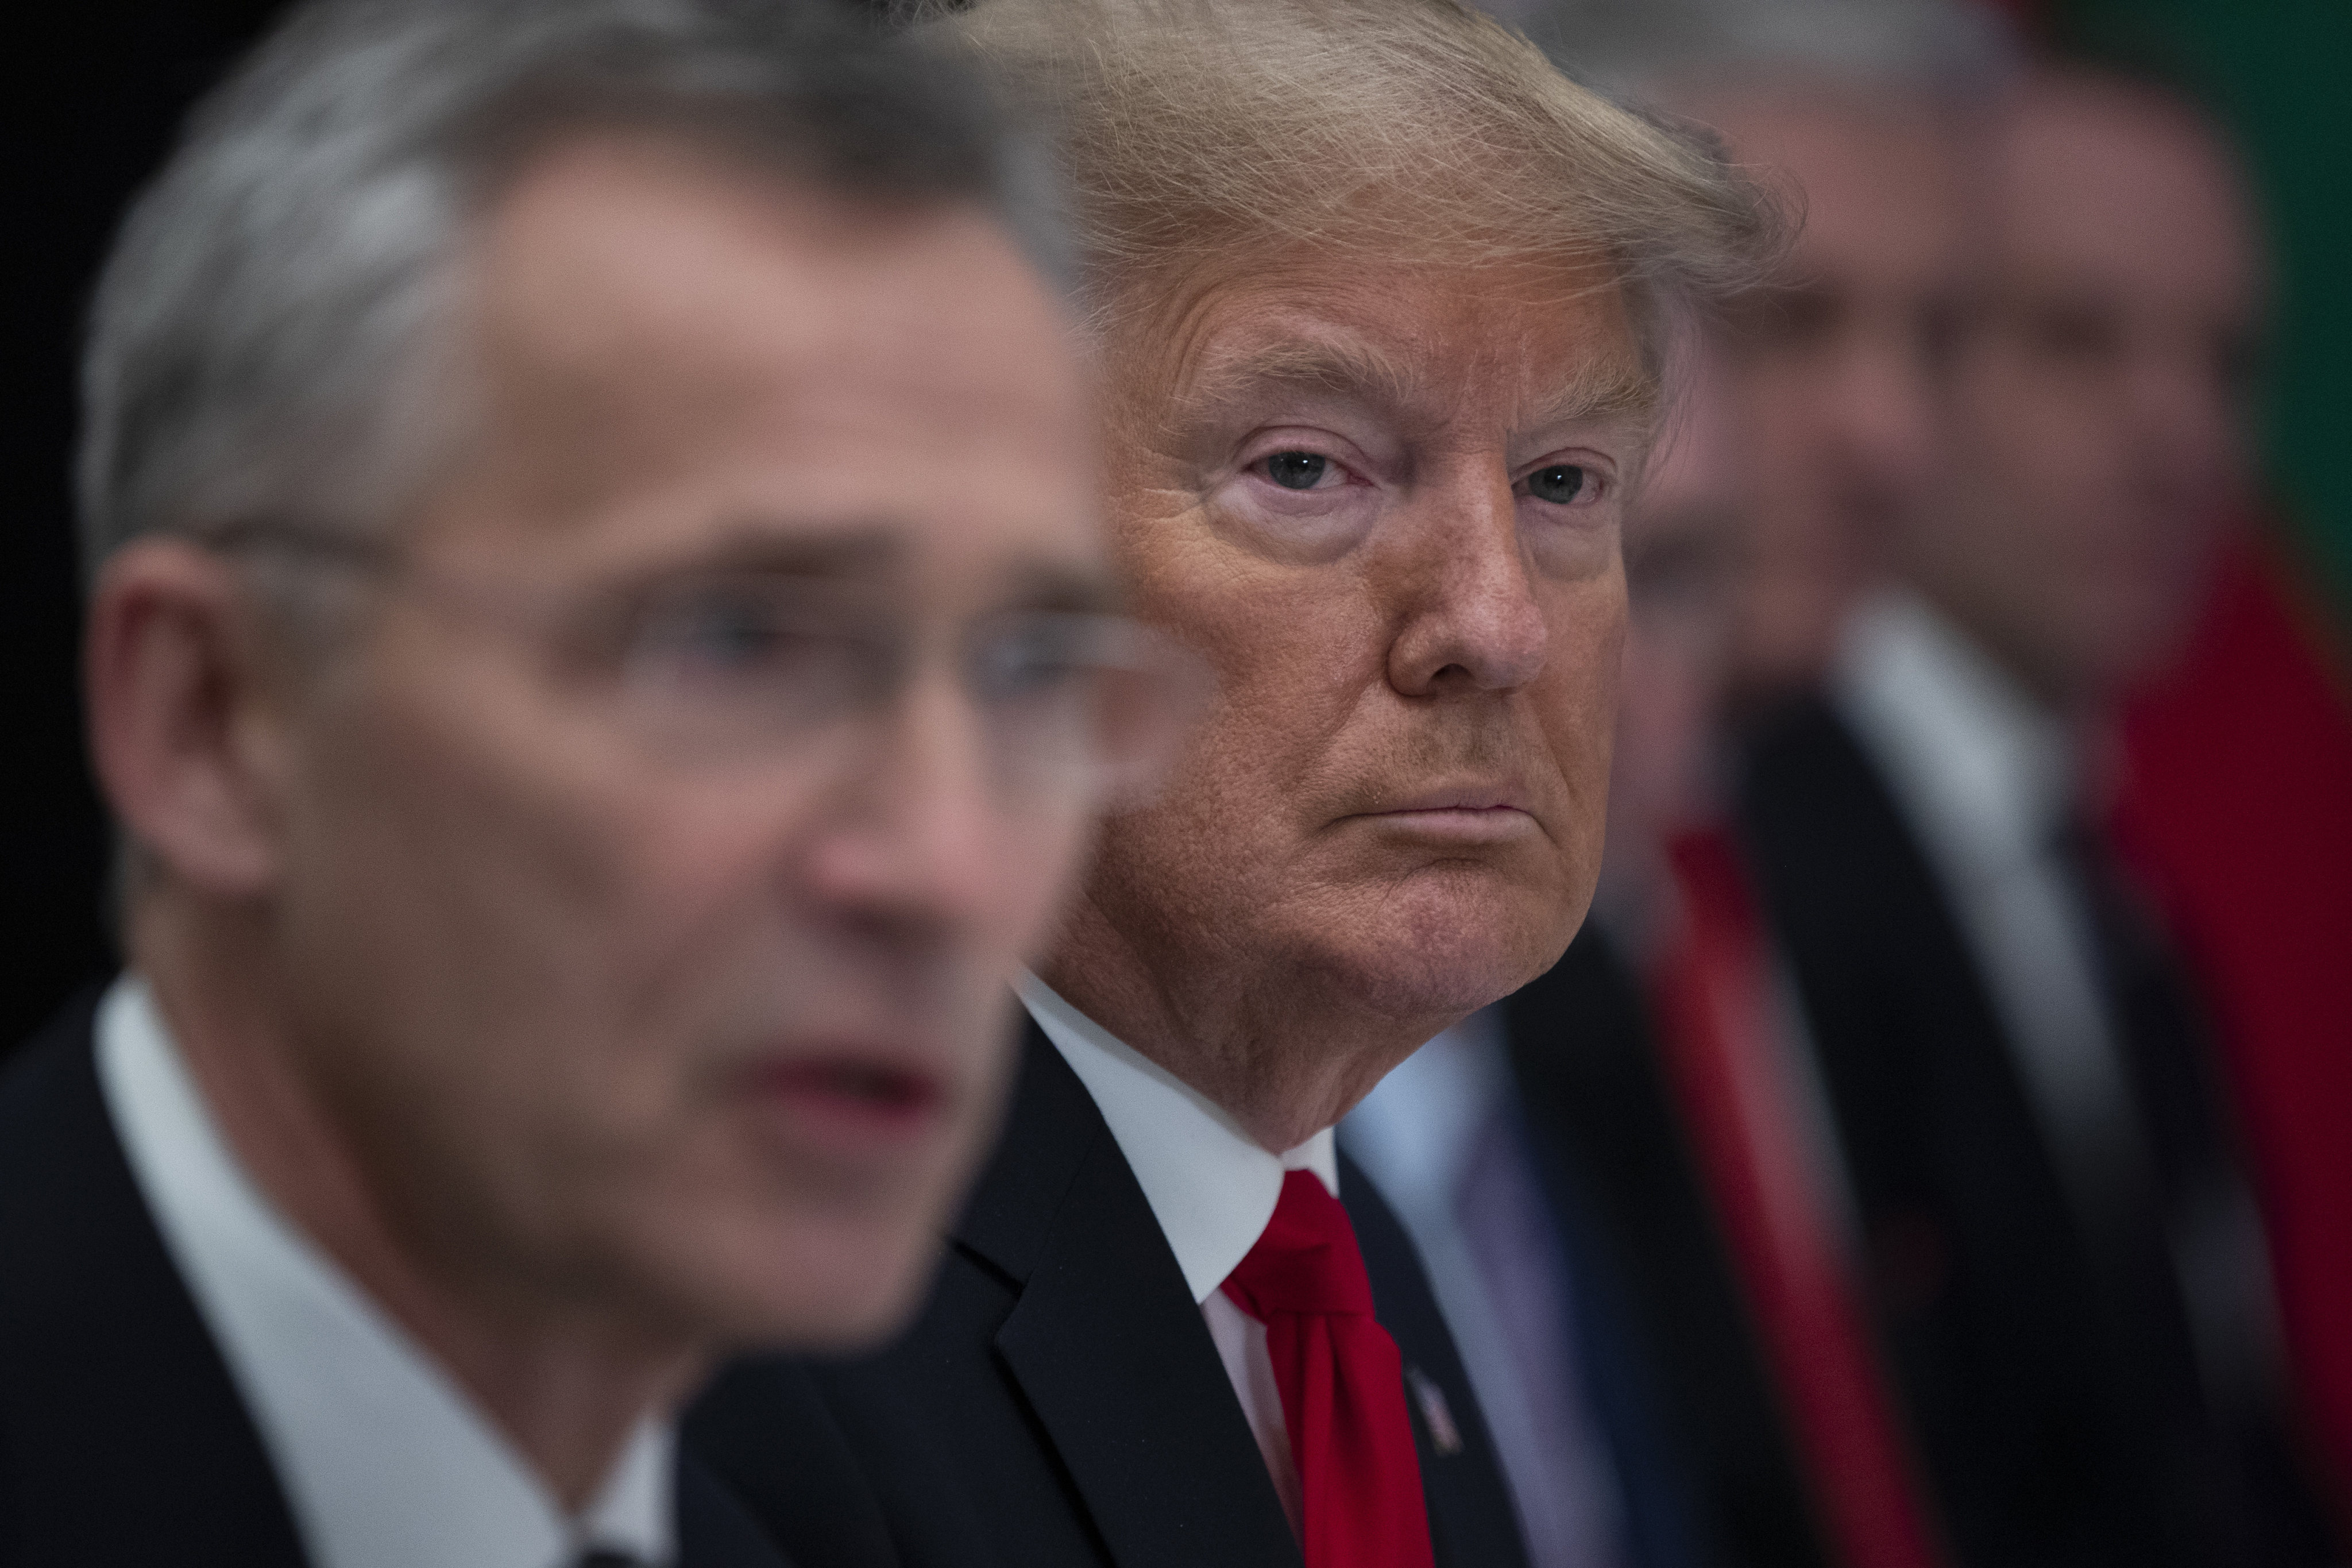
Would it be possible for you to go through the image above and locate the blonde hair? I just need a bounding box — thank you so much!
[943,0,1784,384]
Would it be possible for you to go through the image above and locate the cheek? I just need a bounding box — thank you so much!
[1535,585,1626,837]
[1547,580,1627,746]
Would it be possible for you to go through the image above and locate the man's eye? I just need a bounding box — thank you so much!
[647,601,785,665]
[970,620,1092,704]
[1261,451,1331,491]
[1525,464,1589,505]
[627,593,849,685]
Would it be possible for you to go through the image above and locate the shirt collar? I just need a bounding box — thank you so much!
[95,976,676,1568]
[1835,590,2078,881]
[1339,1007,1508,1215]
[1016,971,1338,1304]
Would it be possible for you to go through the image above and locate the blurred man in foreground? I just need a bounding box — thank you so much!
[1740,64,2339,1566]
[0,0,1176,1561]
[689,2,1777,1566]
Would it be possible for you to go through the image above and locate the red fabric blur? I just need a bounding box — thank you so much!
[1655,827,1949,1568]
[2110,534,2352,1513]
[1222,1169,1438,1568]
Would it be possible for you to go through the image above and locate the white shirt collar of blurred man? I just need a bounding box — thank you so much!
[1833,590,2139,1185]
[1836,589,2078,873]
[96,977,674,1568]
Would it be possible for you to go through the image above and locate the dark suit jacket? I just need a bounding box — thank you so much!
[689,1021,1532,1568]
[0,991,790,1568]
[1737,697,2336,1568]
[1505,927,1830,1568]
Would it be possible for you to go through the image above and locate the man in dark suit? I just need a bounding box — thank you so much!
[688,3,1781,1565]
[1739,67,2336,1568]
[0,1,1160,1561]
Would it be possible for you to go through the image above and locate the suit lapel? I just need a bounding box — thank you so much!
[676,1450,796,1568]
[0,993,311,1567]
[964,1027,1302,1568]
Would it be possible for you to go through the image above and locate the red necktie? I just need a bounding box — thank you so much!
[1655,824,1945,1568]
[1221,1169,1438,1568]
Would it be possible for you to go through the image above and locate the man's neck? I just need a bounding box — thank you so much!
[1038,894,1457,1154]
[131,897,702,1511]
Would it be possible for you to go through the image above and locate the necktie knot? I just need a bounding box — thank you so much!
[1220,1167,1435,1568]
[1224,1169,1377,1320]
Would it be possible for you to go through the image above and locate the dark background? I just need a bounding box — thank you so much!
[6,0,2347,1050]
[2,3,293,1047]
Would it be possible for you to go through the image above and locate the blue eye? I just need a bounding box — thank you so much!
[1527,464,1588,504]
[1264,451,1329,491]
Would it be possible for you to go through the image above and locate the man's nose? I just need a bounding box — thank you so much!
[1385,470,1551,697]
[800,674,1005,941]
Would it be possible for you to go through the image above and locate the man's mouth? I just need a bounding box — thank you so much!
[1355,787,1536,843]
[745,1053,948,1145]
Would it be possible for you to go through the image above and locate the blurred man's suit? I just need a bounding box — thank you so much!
[1737,596,2336,1568]
[688,1011,1527,1568]
[1346,929,1837,1568]
[0,992,789,1568]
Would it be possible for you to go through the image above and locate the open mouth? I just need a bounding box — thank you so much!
[749,1056,946,1142]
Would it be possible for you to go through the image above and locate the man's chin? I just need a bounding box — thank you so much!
[646,1206,949,1355]
[1293,883,1579,1025]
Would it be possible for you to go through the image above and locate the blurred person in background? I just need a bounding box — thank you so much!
[686,3,1778,1567]
[1738,59,2342,1568]
[1528,0,2003,702]
[0,0,1176,1561]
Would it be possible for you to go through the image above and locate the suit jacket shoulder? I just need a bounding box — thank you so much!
[0,993,310,1568]
[693,1022,1532,1568]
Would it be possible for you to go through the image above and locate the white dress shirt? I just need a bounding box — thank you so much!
[1833,592,2148,1215]
[95,976,676,1568]
[1015,971,1338,1531]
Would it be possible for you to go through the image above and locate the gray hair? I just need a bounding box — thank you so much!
[79,0,1061,582]
[1521,0,2014,105]
[941,0,1787,409]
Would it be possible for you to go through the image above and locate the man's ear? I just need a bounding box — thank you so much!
[86,539,299,899]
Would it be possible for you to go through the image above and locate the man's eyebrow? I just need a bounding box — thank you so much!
[1179,335,1655,431]
[647,524,1121,613]
[666,524,905,577]
[1528,354,1659,431]
[1180,337,1422,415]
[999,558,1125,615]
